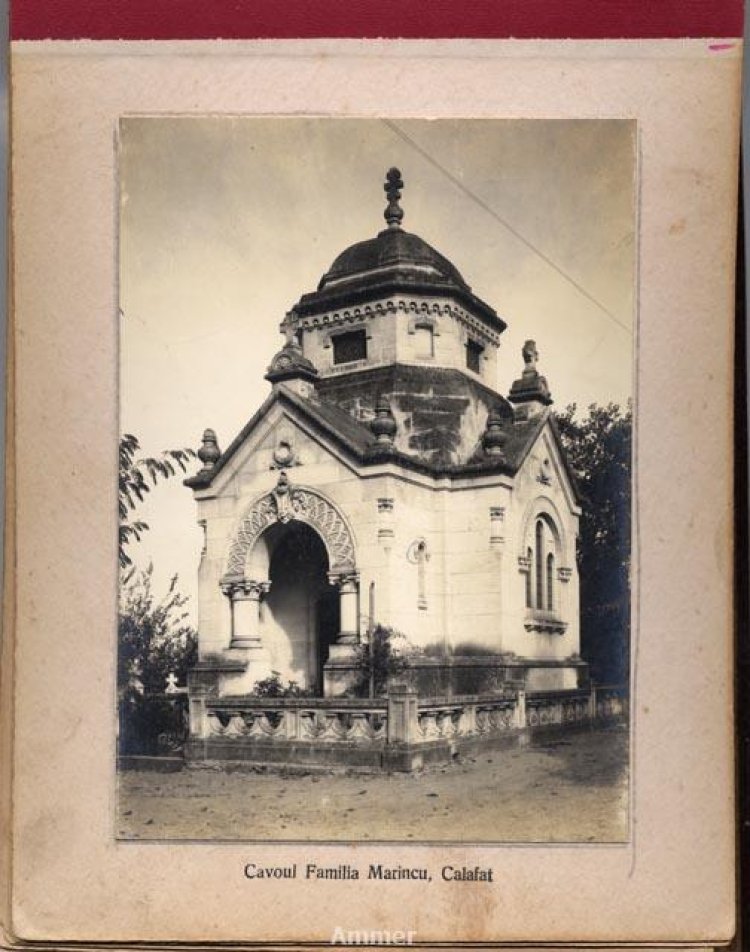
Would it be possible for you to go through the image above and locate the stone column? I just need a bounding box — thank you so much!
[219,578,273,695]
[324,571,360,696]
[330,571,360,645]
[229,580,270,649]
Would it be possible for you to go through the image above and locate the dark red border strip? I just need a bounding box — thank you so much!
[10,0,745,42]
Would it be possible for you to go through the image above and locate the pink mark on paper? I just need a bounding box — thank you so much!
[708,42,737,51]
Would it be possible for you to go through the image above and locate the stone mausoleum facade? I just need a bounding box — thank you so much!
[185,169,585,707]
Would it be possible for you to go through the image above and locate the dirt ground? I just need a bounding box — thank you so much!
[117,725,628,843]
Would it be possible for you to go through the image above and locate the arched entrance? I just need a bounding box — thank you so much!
[219,475,359,695]
[260,521,340,694]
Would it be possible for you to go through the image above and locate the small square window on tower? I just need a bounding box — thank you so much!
[332,329,367,365]
[466,338,484,374]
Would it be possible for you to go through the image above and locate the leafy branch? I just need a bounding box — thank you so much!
[119,433,196,567]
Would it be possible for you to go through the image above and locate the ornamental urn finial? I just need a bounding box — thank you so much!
[370,396,398,446]
[509,339,553,414]
[264,322,319,388]
[197,428,221,469]
[383,167,404,230]
[482,406,507,458]
[522,339,539,371]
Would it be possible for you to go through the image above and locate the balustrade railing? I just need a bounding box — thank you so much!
[590,683,629,720]
[205,698,389,746]
[195,684,628,751]
[525,689,591,727]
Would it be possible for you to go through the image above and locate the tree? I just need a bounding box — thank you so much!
[119,433,195,567]
[555,402,632,684]
[117,434,199,755]
[118,565,198,694]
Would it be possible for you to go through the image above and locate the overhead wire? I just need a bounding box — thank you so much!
[382,119,632,336]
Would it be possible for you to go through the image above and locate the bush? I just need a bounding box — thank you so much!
[452,641,503,657]
[118,693,188,755]
[421,642,452,658]
[251,671,313,698]
[352,625,416,697]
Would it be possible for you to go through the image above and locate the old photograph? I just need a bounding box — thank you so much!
[117,117,634,843]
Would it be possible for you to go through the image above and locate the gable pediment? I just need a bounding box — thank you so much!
[516,417,581,515]
[186,388,372,498]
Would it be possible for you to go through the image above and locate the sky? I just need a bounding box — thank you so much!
[119,117,635,621]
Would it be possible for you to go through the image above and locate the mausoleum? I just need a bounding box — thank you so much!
[184,170,594,766]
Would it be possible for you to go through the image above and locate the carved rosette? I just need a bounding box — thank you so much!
[224,479,356,579]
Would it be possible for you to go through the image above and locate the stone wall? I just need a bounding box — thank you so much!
[189,390,581,695]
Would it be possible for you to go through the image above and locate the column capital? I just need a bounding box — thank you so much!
[221,577,271,600]
[328,570,360,590]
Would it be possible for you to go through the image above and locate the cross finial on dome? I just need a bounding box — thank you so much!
[384,167,404,230]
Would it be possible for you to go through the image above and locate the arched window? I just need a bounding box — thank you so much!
[546,553,555,611]
[535,520,544,609]
[526,514,560,614]
[525,547,533,608]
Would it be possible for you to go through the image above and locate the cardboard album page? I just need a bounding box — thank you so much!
[2,36,741,947]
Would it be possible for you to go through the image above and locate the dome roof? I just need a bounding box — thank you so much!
[291,168,506,334]
[318,228,470,292]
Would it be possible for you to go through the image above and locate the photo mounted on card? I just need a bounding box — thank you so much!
[6,33,739,947]
[117,117,634,845]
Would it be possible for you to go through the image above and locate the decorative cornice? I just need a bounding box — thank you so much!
[293,297,501,347]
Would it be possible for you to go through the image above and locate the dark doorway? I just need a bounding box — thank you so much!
[264,522,331,692]
[316,590,340,693]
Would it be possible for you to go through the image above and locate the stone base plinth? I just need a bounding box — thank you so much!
[323,646,361,697]
[220,648,273,696]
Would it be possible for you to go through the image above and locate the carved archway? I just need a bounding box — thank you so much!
[223,474,357,582]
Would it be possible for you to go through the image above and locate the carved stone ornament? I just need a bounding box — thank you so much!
[370,397,397,446]
[509,340,553,407]
[197,428,221,469]
[271,439,299,469]
[224,476,356,578]
[481,406,506,458]
[383,167,405,230]
[406,538,430,564]
[522,339,539,369]
[536,457,552,485]
[328,570,360,589]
